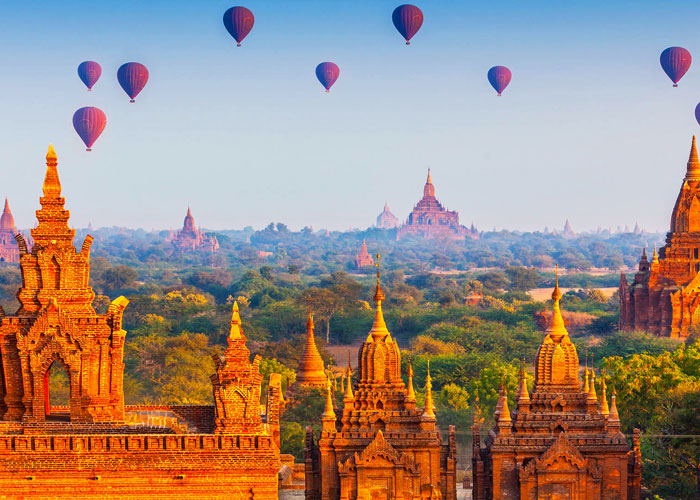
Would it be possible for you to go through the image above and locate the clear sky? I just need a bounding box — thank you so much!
[0,0,699,232]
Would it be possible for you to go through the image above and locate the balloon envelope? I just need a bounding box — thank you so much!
[660,47,692,86]
[316,62,340,92]
[72,107,107,151]
[392,4,423,44]
[117,62,149,102]
[77,61,101,90]
[695,103,700,126]
[487,66,512,96]
[223,6,255,46]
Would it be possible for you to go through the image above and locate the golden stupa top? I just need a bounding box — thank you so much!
[43,144,61,198]
[229,302,243,340]
[546,265,568,341]
[687,135,700,180]
[368,253,390,341]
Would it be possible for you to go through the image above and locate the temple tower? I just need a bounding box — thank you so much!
[620,136,700,337]
[376,201,399,229]
[305,256,457,500]
[0,145,129,423]
[474,271,641,500]
[354,239,374,268]
[290,312,328,391]
[0,199,19,264]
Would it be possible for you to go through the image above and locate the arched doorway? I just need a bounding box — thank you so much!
[44,360,70,421]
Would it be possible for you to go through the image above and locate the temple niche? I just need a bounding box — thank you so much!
[620,136,700,337]
[398,170,478,240]
[305,259,457,500]
[473,273,641,500]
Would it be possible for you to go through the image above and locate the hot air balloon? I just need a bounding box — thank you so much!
[695,103,700,126]
[223,6,255,47]
[72,107,107,151]
[392,4,423,45]
[316,62,339,93]
[117,62,149,102]
[487,66,512,96]
[660,47,692,87]
[77,61,101,91]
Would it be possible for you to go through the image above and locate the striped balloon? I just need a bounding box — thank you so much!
[392,4,423,45]
[72,107,107,151]
[487,66,512,96]
[660,47,692,87]
[223,6,255,47]
[316,62,340,92]
[117,62,149,102]
[77,61,101,91]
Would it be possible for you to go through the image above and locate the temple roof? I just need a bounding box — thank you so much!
[0,199,15,231]
[295,312,327,387]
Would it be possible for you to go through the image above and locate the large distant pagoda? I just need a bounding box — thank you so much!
[376,201,399,229]
[620,136,700,337]
[398,170,478,240]
[169,207,219,253]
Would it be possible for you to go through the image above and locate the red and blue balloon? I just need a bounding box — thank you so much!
[660,47,692,87]
[487,66,512,96]
[77,61,101,91]
[223,6,255,47]
[73,107,107,151]
[392,4,423,45]
[316,62,340,93]
[117,62,149,102]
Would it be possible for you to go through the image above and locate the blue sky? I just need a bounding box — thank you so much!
[0,0,699,232]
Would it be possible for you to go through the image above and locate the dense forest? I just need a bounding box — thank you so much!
[6,225,695,499]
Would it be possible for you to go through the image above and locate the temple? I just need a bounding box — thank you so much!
[305,256,457,500]
[0,146,281,499]
[289,312,328,392]
[354,239,374,268]
[473,270,641,500]
[0,199,21,264]
[398,170,478,240]
[376,202,399,229]
[169,207,219,253]
[619,136,700,337]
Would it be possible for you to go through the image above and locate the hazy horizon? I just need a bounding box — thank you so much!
[1,0,698,232]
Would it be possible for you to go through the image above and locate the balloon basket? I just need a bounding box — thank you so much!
[86,148,92,152]
[406,41,410,45]
[497,93,502,97]
[673,84,679,87]
[325,89,330,93]
[87,89,92,92]
[130,99,135,103]
[237,43,241,47]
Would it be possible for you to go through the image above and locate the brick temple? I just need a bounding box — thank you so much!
[619,136,700,337]
[0,199,20,264]
[169,207,219,253]
[289,312,328,392]
[398,170,478,240]
[376,201,399,229]
[473,273,641,500]
[0,146,281,499]
[305,260,457,500]
[354,239,374,268]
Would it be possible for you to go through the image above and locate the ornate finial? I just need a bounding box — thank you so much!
[423,359,435,418]
[306,296,314,331]
[599,369,610,417]
[583,348,590,393]
[43,144,61,198]
[518,358,530,406]
[368,253,390,341]
[552,264,562,302]
[546,264,569,341]
[406,355,416,403]
[322,376,336,420]
[498,386,512,428]
[229,301,243,339]
[688,136,700,180]
[344,353,354,400]
[373,253,385,303]
[427,168,432,184]
[652,246,659,264]
[588,367,598,401]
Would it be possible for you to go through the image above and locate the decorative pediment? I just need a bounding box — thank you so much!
[521,433,602,481]
[338,430,418,474]
[17,299,82,353]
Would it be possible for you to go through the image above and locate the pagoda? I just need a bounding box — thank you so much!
[0,199,19,264]
[397,169,478,240]
[289,312,328,391]
[376,201,399,229]
[169,207,219,253]
[305,256,457,500]
[354,239,374,268]
[619,136,700,337]
[473,270,641,500]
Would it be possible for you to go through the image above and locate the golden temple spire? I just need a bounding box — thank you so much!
[599,370,610,417]
[322,376,335,419]
[547,264,568,341]
[344,353,354,400]
[406,355,416,403]
[588,367,598,401]
[498,385,512,433]
[368,253,390,341]
[687,135,700,180]
[583,349,589,393]
[423,360,435,418]
[427,168,432,185]
[652,246,659,264]
[517,359,530,405]
[43,144,61,198]
[229,301,243,340]
[609,384,620,425]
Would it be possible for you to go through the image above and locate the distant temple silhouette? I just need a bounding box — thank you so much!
[376,201,399,229]
[397,170,478,240]
[354,239,374,268]
[169,207,219,253]
[0,199,20,263]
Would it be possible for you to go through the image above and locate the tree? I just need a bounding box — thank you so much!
[505,266,540,292]
[101,265,138,292]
